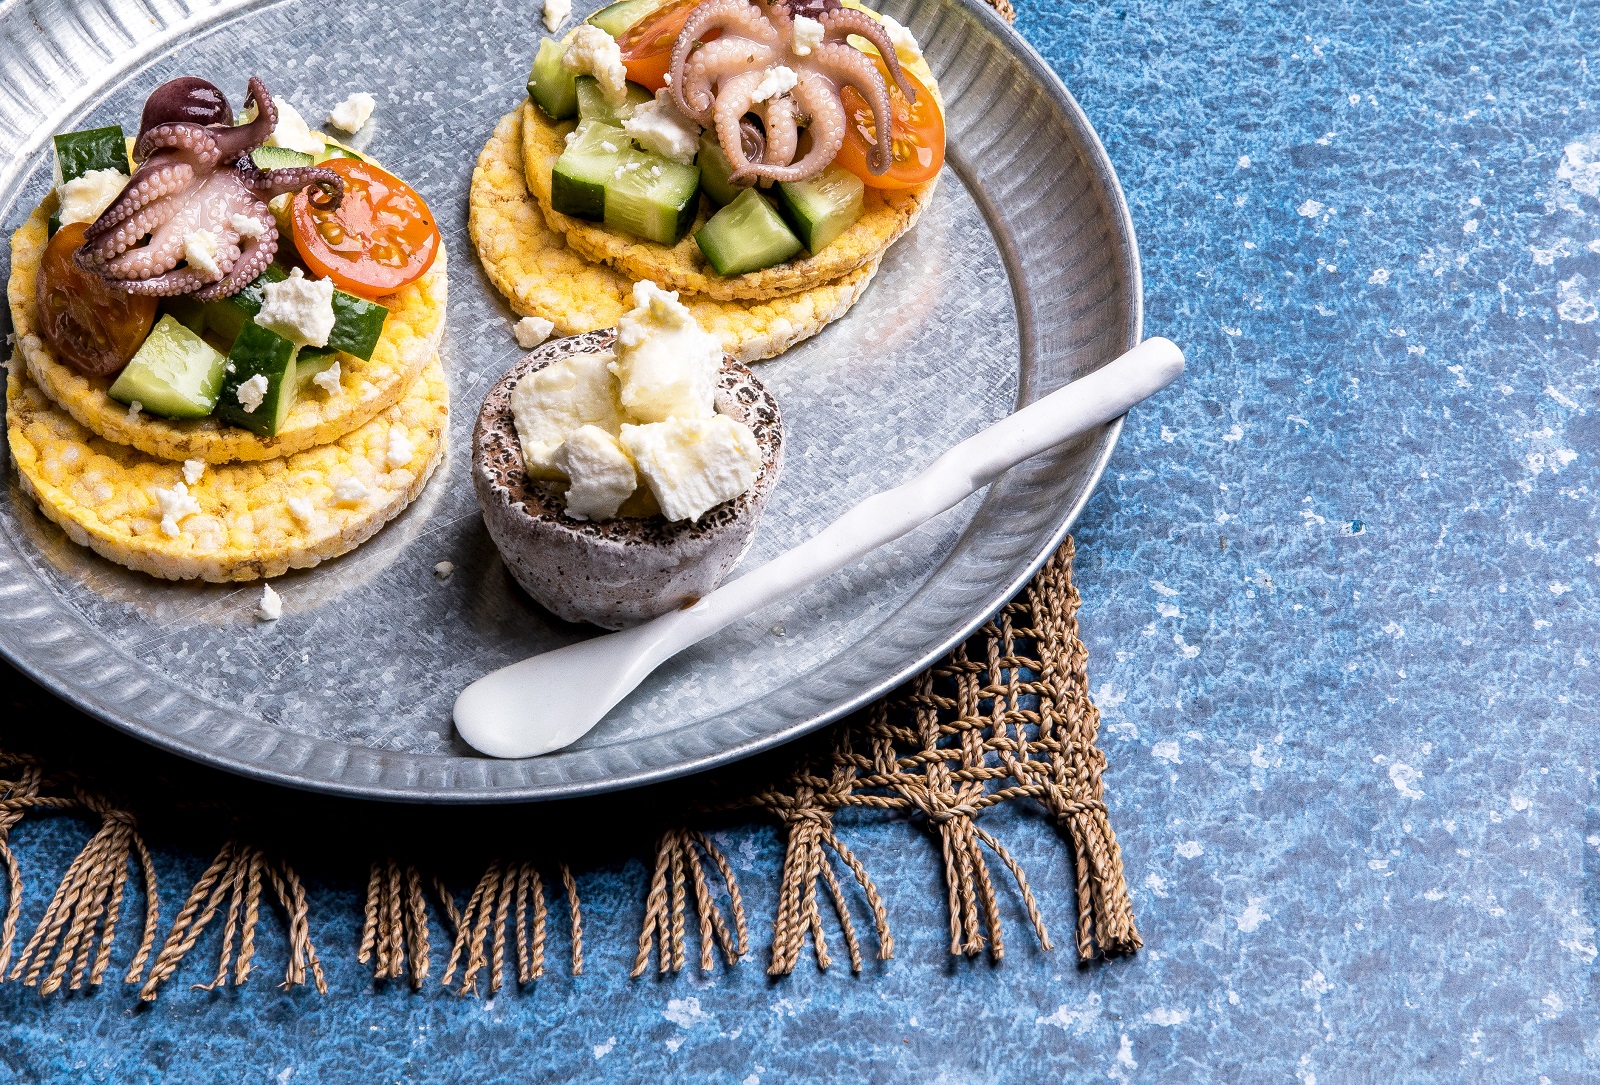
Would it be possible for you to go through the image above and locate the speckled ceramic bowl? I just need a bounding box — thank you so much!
[472,330,784,630]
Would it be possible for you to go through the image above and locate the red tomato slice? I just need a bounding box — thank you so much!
[617,0,718,92]
[289,158,440,300]
[34,221,158,377]
[834,56,945,191]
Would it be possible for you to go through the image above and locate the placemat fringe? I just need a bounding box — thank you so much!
[632,828,746,976]
[439,859,582,994]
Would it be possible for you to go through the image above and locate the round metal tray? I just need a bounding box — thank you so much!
[0,0,1140,802]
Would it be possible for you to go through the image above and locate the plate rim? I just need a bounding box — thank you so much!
[0,0,1142,803]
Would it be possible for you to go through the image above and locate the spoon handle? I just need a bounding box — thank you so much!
[664,337,1185,647]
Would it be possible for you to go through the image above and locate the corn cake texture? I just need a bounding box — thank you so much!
[7,353,450,583]
[470,111,880,365]
[9,204,448,464]
[520,102,935,303]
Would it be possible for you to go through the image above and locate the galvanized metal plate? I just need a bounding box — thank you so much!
[0,0,1140,801]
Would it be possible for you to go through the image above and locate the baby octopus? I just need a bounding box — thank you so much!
[75,76,343,301]
[668,0,916,183]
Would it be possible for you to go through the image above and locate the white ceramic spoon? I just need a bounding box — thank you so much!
[455,337,1185,759]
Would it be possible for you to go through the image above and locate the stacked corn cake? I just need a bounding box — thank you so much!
[6,203,450,582]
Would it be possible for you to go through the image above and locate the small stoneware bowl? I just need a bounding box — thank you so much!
[472,329,784,630]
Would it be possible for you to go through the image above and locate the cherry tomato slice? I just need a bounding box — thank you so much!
[290,158,440,300]
[617,0,718,92]
[34,221,158,378]
[834,56,946,191]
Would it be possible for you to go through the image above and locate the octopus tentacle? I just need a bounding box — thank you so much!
[806,41,894,174]
[681,37,781,123]
[712,70,771,180]
[818,8,916,103]
[132,122,222,168]
[670,0,780,116]
[211,76,276,163]
[117,266,221,297]
[193,226,277,301]
[755,96,798,167]
[238,159,344,210]
[732,74,845,182]
[78,159,194,253]
[739,118,766,166]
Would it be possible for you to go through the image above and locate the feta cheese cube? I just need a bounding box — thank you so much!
[434,560,455,580]
[556,425,638,520]
[333,476,370,506]
[751,66,798,103]
[153,482,200,537]
[623,90,703,164]
[386,426,415,469]
[611,281,721,423]
[312,359,342,396]
[231,213,267,238]
[513,315,555,349]
[235,373,269,413]
[621,414,761,522]
[266,97,326,156]
[254,267,336,348]
[56,168,128,227]
[510,349,624,479]
[790,14,824,55]
[543,0,572,32]
[182,459,205,486]
[563,24,628,107]
[256,584,283,621]
[879,13,923,62]
[183,229,222,278]
[327,92,376,134]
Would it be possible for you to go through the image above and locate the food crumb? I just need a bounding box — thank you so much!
[434,561,455,581]
[256,584,282,621]
[513,316,555,349]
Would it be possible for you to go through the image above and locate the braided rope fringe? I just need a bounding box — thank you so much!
[632,829,748,977]
[138,840,325,1000]
[439,860,582,995]
[359,858,434,989]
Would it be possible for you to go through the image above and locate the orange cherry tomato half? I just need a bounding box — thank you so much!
[617,0,718,92]
[34,221,159,377]
[834,56,946,191]
[290,158,440,300]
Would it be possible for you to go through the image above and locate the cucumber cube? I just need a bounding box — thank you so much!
[604,150,700,245]
[215,323,299,436]
[324,291,388,361]
[251,145,315,171]
[552,121,630,221]
[575,76,654,126]
[529,38,579,121]
[107,315,227,419]
[52,126,129,186]
[694,188,802,276]
[695,132,746,208]
[775,166,865,254]
[587,0,665,36]
[200,263,288,343]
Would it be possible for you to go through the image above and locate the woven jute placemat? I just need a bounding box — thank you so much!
[0,538,1137,999]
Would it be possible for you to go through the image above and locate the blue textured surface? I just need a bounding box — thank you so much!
[4,0,1599,1079]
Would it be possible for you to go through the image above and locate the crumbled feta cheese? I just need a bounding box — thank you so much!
[327,91,376,134]
[230,213,267,238]
[556,425,637,520]
[333,476,370,506]
[153,482,200,537]
[182,459,205,486]
[235,373,269,413]
[286,496,315,525]
[510,350,623,479]
[513,316,555,349]
[601,141,618,153]
[879,13,923,62]
[611,280,721,423]
[790,14,824,55]
[563,24,629,106]
[312,359,342,396]
[183,230,222,278]
[623,90,702,164]
[750,66,798,103]
[621,414,761,522]
[266,97,326,156]
[255,584,282,621]
[386,426,415,469]
[543,0,571,32]
[56,168,128,227]
[126,400,142,422]
[434,560,455,580]
[254,267,336,347]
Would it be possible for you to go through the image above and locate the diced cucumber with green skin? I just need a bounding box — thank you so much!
[295,349,340,391]
[314,135,367,164]
[198,263,288,343]
[575,77,654,126]
[192,264,386,360]
[775,166,865,254]
[694,188,803,275]
[252,145,315,171]
[552,120,630,221]
[324,291,389,361]
[605,150,701,245]
[160,295,208,338]
[52,126,129,186]
[529,38,578,121]
[695,132,745,208]
[106,315,228,419]
[587,0,665,36]
[215,322,299,436]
